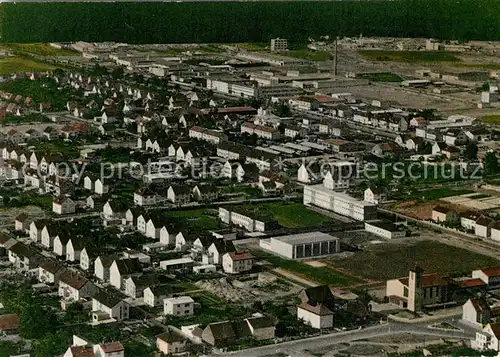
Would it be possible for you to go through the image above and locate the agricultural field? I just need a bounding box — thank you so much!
[391,186,474,202]
[331,240,499,281]
[357,72,404,82]
[1,43,77,56]
[358,50,461,63]
[0,56,55,75]
[252,249,364,286]
[278,49,333,62]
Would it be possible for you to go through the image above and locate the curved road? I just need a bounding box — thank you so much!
[216,318,475,357]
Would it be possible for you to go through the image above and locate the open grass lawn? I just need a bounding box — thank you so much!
[357,72,404,82]
[253,249,364,286]
[237,202,340,228]
[164,208,223,232]
[0,56,56,75]
[481,115,500,125]
[1,43,77,56]
[359,50,461,63]
[332,240,499,281]
[278,49,333,62]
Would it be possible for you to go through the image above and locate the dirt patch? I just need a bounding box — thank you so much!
[304,261,327,267]
[195,273,302,303]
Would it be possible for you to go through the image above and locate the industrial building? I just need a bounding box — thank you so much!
[259,232,340,259]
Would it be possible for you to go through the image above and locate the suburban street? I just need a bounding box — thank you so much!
[216,317,476,357]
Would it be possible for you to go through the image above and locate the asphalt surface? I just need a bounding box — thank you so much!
[215,316,476,357]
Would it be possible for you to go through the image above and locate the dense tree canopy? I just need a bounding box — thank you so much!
[2,1,500,43]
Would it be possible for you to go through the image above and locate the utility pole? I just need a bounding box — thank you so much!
[333,36,339,77]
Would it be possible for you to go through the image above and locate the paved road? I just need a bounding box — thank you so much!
[215,318,475,357]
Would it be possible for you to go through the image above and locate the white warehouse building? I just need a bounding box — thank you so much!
[303,184,377,221]
[259,232,340,259]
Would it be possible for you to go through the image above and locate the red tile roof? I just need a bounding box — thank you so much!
[100,341,124,353]
[454,278,486,288]
[398,273,446,288]
[480,267,500,277]
[0,314,18,331]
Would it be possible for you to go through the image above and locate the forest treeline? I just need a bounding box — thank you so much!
[1,0,499,44]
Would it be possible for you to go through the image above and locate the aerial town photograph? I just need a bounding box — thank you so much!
[1,0,500,356]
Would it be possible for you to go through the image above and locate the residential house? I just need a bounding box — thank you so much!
[0,314,19,335]
[297,286,335,329]
[222,252,253,274]
[14,213,29,233]
[94,254,119,281]
[53,233,70,257]
[462,298,492,328]
[164,296,195,316]
[109,258,142,290]
[53,196,76,215]
[472,267,500,290]
[156,329,188,355]
[167,185,192,204]
[8,242,42,272]
[91,290,130,322]
[432,205,460,225]
[58,269,97,302]
[38,259,66,285]
[192,185,218,202]
[472,323,500,352]
[134,186,157,206]
[66,238,85,262]
[364,187,386,205]
[144,285,172,308]
[80,247,97,271]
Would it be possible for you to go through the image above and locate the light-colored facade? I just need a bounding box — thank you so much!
[163,296,194,316]
[259,232,340,259]
[304,184,377,221]
[297,305,333,329]
[222,252,253,274]
[364,221,406,239]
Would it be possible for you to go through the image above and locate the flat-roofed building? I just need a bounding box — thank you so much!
[303,184,377,221]
[259,232,340,259]
[365,220,406,239]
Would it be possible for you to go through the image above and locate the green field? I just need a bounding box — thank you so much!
[278,49,332,62]
[253,249,363,286]
[332,240,499,281]
[359,50,461,63]
[0,57,55,75]
[235,43,268,51]
[1,43,77,56]
[357,72,404,82]
[164,208,224,232]
[236,202,340,228]
[481,115,500,125]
